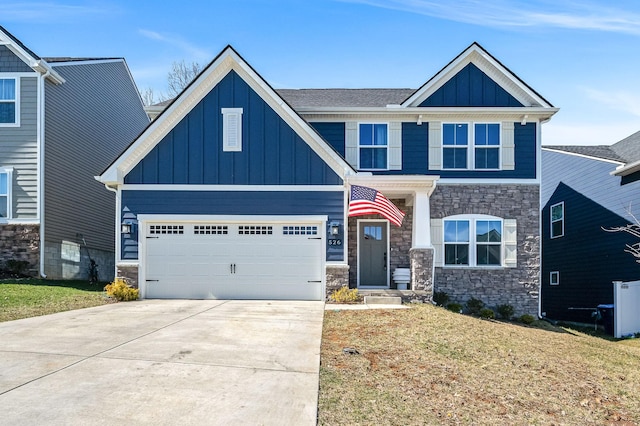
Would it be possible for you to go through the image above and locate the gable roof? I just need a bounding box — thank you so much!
[402,42,553,109]
[99,45,356,185]
[0,25,65,84]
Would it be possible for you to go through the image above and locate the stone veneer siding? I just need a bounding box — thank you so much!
[430,184,540,316]
[410,248,434,294]
[0,224,40,275]
[117,264,139,288]
[325,264,349,299]
[347,199,413,288]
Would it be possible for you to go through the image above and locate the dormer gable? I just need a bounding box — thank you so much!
[402,42,553,109]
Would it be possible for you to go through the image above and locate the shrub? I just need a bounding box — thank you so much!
[519,314,535,325]
[496,304,515,320]
[446,303,463,313]
[479,308,495,319]
[432,291,450,307]
[104,278,139,301]
[465,297,485,315]
[330,286,360,303]
[4,259,30,275]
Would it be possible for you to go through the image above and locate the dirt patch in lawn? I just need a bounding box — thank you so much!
[319,305,640,425]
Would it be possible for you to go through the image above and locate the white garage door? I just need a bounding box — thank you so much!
[143,221,324,300]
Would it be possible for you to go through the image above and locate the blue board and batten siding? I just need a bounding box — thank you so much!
[122,70,345,262]
[420,63,523,107]
[121,191,345,261]
[126,71,341,186]
[311,121,536,178]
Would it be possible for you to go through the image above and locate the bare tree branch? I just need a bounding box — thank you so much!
[167,60,203,98]
[602,203,640,263]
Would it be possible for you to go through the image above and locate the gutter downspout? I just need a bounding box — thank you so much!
[38,69,50,278]
[103,183,119,280]
[538,116,552,319]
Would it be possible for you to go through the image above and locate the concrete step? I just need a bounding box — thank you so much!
[363,296,402,305]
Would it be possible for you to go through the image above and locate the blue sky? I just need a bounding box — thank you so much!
[4,0,640,146]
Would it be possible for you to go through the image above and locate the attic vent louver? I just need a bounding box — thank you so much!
[222,108,243,152]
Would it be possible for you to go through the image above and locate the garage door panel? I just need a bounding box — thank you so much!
[144,221,324,300]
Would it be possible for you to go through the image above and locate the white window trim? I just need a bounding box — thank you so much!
[443,214,504,268]
[357,122,389,171]
[0,167,14,220]
[441,122,502,171]
[550,201,564,239]
[0,76,20,127]
[221,107,243,152]
[550,271,560,286]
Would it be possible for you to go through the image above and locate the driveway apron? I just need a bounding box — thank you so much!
[0,300,325,425]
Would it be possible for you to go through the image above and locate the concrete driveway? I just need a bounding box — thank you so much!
[0,300,325,425]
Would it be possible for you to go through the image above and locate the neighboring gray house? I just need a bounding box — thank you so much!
[0,26,149,280]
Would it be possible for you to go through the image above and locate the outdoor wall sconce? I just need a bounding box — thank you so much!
[121,222,132,234]
[330,222,341,236]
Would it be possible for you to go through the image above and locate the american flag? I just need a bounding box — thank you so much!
[348,185,405,227]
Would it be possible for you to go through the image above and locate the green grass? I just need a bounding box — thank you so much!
[320,304,640,425]
[0,279,112,322]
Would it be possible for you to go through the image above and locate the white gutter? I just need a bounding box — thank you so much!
[612,158,640,177]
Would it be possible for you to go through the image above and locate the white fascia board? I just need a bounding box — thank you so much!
[99,47,355,185]
[346,174,439,196]
[437,179,540,185]
[120,184,346,191]
[542,147,625,166]
[612,159,640,176]
[0,28,64,85]
[299,106,558,122]
[401,44,553,109]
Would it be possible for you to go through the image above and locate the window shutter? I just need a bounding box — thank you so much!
[502,122,515,170]
[388,121,402,170]
[222,108,243,152]
[504,219,517,267]
[345,121,358,167]
[428,121,441,170]
[431,218,443,267]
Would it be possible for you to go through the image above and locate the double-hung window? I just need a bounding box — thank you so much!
[444,218,502,266]
[0,169,12,219]
[442,123,501,170]
[442,123,468,169]
[550,202,564,238]
[359,123,388,170]
[474,123,500,169]
[0,78,17,125]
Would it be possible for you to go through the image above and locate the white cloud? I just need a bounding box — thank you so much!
[543,121,640,146]
[339,0,640,35]
[582,87,640,118]
[138,29,211,62]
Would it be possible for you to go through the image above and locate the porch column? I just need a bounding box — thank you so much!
[411,190,431,247]
[410,190,434,295]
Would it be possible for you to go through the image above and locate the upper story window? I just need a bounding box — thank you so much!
[442,122,501,170]
[0,168,12,219]
[550,202,564,238]
[0,78,18,126]
[444,217,503,266]
[359,123,388,170]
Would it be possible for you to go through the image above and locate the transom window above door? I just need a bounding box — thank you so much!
[359,123,388,170]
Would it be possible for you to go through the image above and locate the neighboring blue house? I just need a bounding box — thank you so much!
[0,26,149,280]
[541,133,640,323]
[99,43,557,315]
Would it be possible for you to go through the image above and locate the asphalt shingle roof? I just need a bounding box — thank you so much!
[276,88,416,108]
[610,130,640,164]
[544,145,626,163]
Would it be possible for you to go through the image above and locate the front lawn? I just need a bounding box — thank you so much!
[0,279,112,322]
[319,304,640,425]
